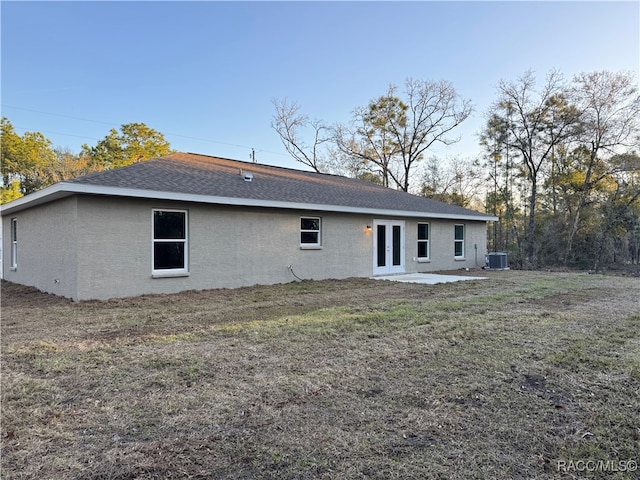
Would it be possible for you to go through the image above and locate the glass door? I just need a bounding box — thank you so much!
[373,220,405,275]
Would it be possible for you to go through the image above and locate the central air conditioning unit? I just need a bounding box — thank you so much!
[486,252,509,269]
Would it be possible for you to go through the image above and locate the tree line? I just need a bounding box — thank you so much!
[0,120,172,203]
[272,70,640,271]
[480,70,639,271]
[2,69,639,272]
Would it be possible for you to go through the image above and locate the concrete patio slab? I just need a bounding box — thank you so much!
[371,273,487,285]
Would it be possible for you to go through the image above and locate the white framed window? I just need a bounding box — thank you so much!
[417,222,430,260]
[10,218,17,269]
[152,209,188,276]
[454,224,465,259]
[300,217,321,248]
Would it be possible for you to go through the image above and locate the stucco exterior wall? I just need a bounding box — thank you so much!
[3,195,490,301]
[2,196,78,298]
[405,219,488,272]
[74,197,378,300]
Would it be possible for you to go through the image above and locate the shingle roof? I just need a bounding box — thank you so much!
[3,152,496,221]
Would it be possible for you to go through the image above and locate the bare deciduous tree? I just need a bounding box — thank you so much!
[486,70,580,267]
[562,70,640,264]
[336,79,473,192]
[420,155,484,208]
[271,98,332,173]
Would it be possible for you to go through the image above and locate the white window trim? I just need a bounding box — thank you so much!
[417,222,430,261]
[10,218,17,270]
[300,216,322,249]
[454,223,465,260]
[300,245,323,250]
[152,209,189,277]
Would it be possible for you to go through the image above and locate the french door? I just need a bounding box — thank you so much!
[373,220,405,275]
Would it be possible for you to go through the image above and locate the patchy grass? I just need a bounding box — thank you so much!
[1,271,639,479]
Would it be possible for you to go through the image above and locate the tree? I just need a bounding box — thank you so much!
[49,148,101,183]
[1,119,174,202]
[82,122,172,170]
[420,156,483,208]
[484,70,580,267]
[336,79,473,192]
[1,118,22,191]
[1,117,57,197]
[335,88,406,188]
[561,71,640,265]
[590,152,640,271]
[1,180,21,204]
[480,110,524,257]
[271,99,332,173]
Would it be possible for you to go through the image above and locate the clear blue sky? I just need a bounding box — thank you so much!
[2,1,638,170]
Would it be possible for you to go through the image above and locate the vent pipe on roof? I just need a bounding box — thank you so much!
[239,168,253,181]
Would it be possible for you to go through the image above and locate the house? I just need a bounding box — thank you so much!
[1,152,497,301]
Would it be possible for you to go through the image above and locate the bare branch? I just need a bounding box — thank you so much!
[271,98,331,173]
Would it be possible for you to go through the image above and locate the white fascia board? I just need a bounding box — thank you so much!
[0,183,73,216]
[1,182,498,222]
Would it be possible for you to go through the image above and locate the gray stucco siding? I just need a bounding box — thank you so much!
[2,196,78,299]
[186,206,373,288]
[189,205,367,288]
[72,197,377,300]
[2,194,490,301]
[405,218,488,272]
[76,196,156,300]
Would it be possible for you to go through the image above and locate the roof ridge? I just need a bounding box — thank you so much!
[68,151,382,192]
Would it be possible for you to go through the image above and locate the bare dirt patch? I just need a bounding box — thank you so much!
[2,272,639,479]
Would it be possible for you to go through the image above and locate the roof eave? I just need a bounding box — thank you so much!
[0,183,75,216]
[0,183,498,222]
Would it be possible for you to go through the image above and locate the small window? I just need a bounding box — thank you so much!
[417,223,429,259]
[11,218,17,269]
[153,210,188,275]
[454,224,465,258]
[300,217,321,247]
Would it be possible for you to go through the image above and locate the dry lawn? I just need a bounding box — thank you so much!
[1,271,639,479]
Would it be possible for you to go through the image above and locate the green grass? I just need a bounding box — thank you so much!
[1,271,639,479]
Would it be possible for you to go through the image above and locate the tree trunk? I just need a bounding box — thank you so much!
[563,194,588,266]
[563,147,598,266]
[591,230,607,273]
[526,180,537,268]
